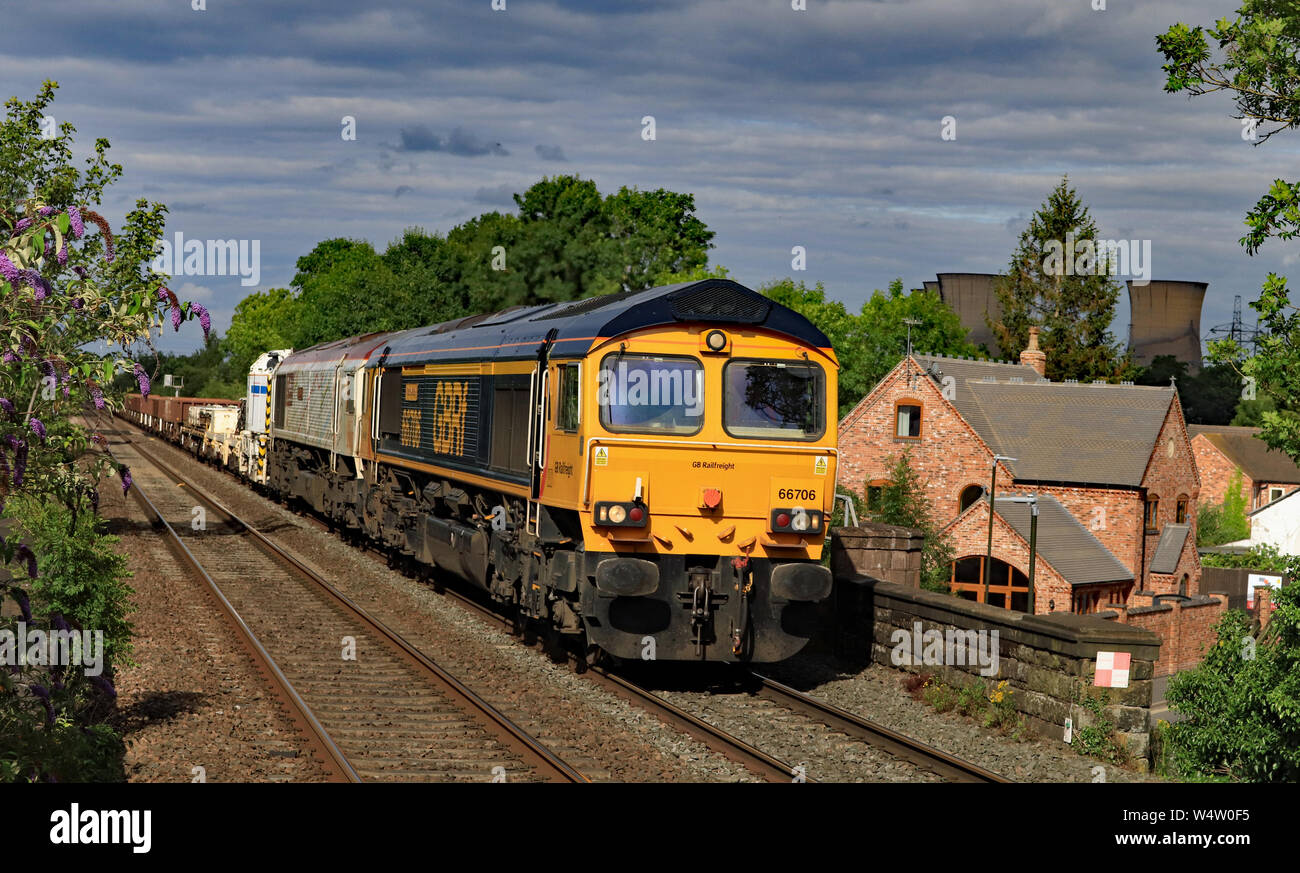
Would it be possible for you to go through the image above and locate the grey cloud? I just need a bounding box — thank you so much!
[535,144,567,161]
[399,125,508,156]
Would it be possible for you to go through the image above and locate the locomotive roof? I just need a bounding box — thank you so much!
[357,279,834,367]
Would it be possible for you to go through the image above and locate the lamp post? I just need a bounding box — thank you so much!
[999,496,1039,614]
[983,454,1017,605]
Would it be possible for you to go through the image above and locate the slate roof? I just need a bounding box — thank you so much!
[992,494,1134,587]
[1149,524,1190,575]
[914,354,1175,487]
[1187,425,1300,485]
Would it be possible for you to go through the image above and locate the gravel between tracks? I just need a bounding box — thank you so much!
[98,474,333,783]
[108,427,761,782]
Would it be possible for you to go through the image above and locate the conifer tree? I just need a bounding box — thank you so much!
[989,177,1134,382]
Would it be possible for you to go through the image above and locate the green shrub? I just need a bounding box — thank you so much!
[1163,587,1300,782]
[4,495,134,664]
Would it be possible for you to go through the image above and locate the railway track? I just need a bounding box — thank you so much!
[98,417,586,783]
[104,412,1009,784]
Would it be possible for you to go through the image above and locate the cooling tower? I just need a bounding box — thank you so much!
[1126,280,1206,375]
[935,273,1004,356]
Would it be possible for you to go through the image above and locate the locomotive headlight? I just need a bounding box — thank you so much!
[705,330,727,352]
[608,504,628,524]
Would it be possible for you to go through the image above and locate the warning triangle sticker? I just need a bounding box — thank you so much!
[594,447,609,466]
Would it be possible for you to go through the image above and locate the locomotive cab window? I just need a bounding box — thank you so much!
[599,353,703,435]
[722,359,825,440]
[557,363,580,432]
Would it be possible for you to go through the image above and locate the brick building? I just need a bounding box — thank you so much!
[838,329,1204,617]
[1188,424,1300,512]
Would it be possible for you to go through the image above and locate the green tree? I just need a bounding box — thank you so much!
[1136,356,1244,425]
[989,177,1136,383]
[603,185,713,292]
[1159,3,1300,462]
[873,451,955,593]
[857,279,979,403]
[224,287,297,379]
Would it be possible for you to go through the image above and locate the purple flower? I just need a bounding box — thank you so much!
[28,417,45,440]
[134,363,150,398]
[51,614,70,633]
[2,350,17,364]
[43,234,52,259]
[0,397,13,417]
[20,269,50,300]
[71,296,84,310]
[68,206,84,239]
[37,205,56,216]
[191,302,212,340]
[171,305,183,331]
[72,265,87,279]
[0,252,19,285]
[89,675,117,700]
[91,383,104,408]
[14,218,32,231]
[120,466,132,495]
[8,436,26,487]
[14,545,36,579]
[39,360,54,378]
[12,588,31,621]
[56,242,67,266]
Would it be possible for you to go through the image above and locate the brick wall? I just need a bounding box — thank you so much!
[1121,595,1227,676]
[1190,434,1251,508]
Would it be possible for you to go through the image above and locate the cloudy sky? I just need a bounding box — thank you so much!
[5,0,1294,354]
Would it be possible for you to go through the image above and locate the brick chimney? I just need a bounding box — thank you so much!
[1020,326,1047,377]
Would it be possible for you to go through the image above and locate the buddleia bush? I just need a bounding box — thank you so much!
[0,82,204,781]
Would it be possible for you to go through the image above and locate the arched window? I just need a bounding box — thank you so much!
[959,484,985,512]
[949,555,1030,612]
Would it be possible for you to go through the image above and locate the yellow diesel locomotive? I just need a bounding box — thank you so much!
[263,278,839,662]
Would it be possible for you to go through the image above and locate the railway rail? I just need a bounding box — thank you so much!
[96,415,586,783]
[105,411,1010,784]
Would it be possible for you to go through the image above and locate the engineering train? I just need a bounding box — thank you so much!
[123,278,840,663]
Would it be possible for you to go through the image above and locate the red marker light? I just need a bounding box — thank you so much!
[776,512,791,529]
[628,506,644,523]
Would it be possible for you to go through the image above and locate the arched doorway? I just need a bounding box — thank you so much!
[949,555,1030,612]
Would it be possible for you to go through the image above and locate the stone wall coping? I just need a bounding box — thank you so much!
[847,576,1163,660]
